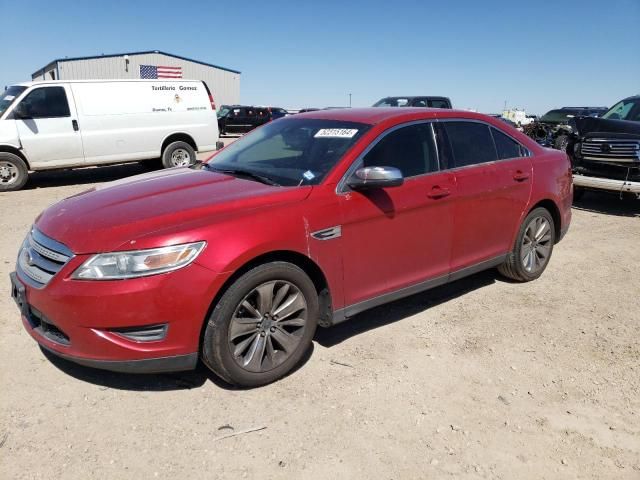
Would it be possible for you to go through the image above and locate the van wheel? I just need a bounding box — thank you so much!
[498,207,555,282]
[162,141,196,168]
[202,262,318,387]
[0,152,29,191]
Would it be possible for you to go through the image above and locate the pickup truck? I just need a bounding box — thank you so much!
[569,95,640,199]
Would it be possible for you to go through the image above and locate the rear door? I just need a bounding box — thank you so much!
[435,120,532,271]
[339,122,456,308]
[13,85,84,167]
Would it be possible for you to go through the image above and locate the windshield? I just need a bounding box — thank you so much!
[602,99,640,121]
[0,86,27,116]
[540,109,580,123]
[217,106,231,118]
[373,97,411,107]
[205,118,370,186]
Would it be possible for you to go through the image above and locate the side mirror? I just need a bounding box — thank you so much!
[347,166,404,190]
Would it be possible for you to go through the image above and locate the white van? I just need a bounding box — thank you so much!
[0,79,220,191]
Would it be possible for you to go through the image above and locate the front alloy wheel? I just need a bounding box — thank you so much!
[202,262,318,387]
[229,280,308,373]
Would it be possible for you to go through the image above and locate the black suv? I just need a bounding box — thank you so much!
[569,96,640,199]
[524,106,608,150]
[372,96,452,109]
[217,105,288,135]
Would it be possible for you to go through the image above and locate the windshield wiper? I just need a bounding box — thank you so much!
[204,164,281,186]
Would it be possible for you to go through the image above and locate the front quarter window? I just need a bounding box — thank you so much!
[205,118,370,186]
[0,86,27,117]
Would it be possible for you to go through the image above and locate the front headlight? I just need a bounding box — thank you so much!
[72,242,206,280]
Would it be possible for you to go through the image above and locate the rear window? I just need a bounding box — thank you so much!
[443,122,498,167]
[491,127,526,159]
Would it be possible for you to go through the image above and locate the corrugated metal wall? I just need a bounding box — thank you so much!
[53,53,240,106]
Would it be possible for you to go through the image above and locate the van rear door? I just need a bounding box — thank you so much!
[13,84,84,167]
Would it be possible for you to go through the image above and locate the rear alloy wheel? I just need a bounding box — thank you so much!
[202,262,318,387]
[0,152,29,191]
[498,207,555,282]
[161,141,196,168]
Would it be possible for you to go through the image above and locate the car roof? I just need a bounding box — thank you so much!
[381,95,450,100]
[13,79,203,87]
[297,107,485,125]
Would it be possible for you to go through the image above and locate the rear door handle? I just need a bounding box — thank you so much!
[513,170,530,182]
[427,186,451,199]
[72,120,79,131]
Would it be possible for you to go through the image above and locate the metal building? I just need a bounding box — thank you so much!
[31,50,240,106]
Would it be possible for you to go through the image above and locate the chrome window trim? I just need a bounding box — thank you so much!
[336,118,532,194]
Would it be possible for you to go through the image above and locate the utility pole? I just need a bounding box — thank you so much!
[348,93,352,108]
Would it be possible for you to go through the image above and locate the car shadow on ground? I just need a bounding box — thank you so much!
[572,191,639,217]
[40,342,315,392]
[315,269,497,347]
[23,162,157,190]
[41,269,498,391]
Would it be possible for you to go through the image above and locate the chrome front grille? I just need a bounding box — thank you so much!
[580,138,640,163]
[17,228,73,288]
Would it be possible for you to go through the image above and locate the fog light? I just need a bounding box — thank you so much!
[111,324,168,342]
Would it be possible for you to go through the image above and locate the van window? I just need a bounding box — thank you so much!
[18,87,70,119]
[363,123,438,177]
[443,121,498,168]
[0,86,27,116]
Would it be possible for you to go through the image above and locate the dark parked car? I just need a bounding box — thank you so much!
[568,96,640,199]
[217,105,287,135]
[524,106,608,151]
[372,96,452,109]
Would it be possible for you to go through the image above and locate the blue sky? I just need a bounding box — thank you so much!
[3,0,639,114]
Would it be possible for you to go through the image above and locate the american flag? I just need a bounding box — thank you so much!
[139,65,182,79]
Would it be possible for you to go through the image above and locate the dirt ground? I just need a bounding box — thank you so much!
[0,154,638,479]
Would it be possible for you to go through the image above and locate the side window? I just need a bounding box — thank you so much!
[443,121,497,168]
[362,123,437,178]
[429,99,450,109]
[18,87,70,119]
[491,127,526,160]
[412,98,427,107]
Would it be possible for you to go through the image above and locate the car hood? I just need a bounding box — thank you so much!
[35,167,311,254]
[574,116,640,137]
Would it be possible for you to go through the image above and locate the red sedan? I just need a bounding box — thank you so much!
[11,108,572,386]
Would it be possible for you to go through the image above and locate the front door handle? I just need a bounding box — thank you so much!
[513,170,530,182]
[72,120,79,131]
[427,186,451,199]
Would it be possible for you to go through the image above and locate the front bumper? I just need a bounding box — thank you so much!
[573,174,640,194]
[10,258,224,373]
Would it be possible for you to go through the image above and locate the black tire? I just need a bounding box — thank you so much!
[498,207,556,282]
[202,262,318,387]
[161,141,196,169]
[573,187,586,202]
[0,152,29,191]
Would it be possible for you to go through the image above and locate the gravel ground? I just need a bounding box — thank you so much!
[0,155,638,479]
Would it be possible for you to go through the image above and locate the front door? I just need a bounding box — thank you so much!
[339,122,455,310]
[13,85,84,167]
[435,121,533,271]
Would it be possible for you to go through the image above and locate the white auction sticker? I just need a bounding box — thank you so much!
[4,95,15,101]
[314,128,358,138]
